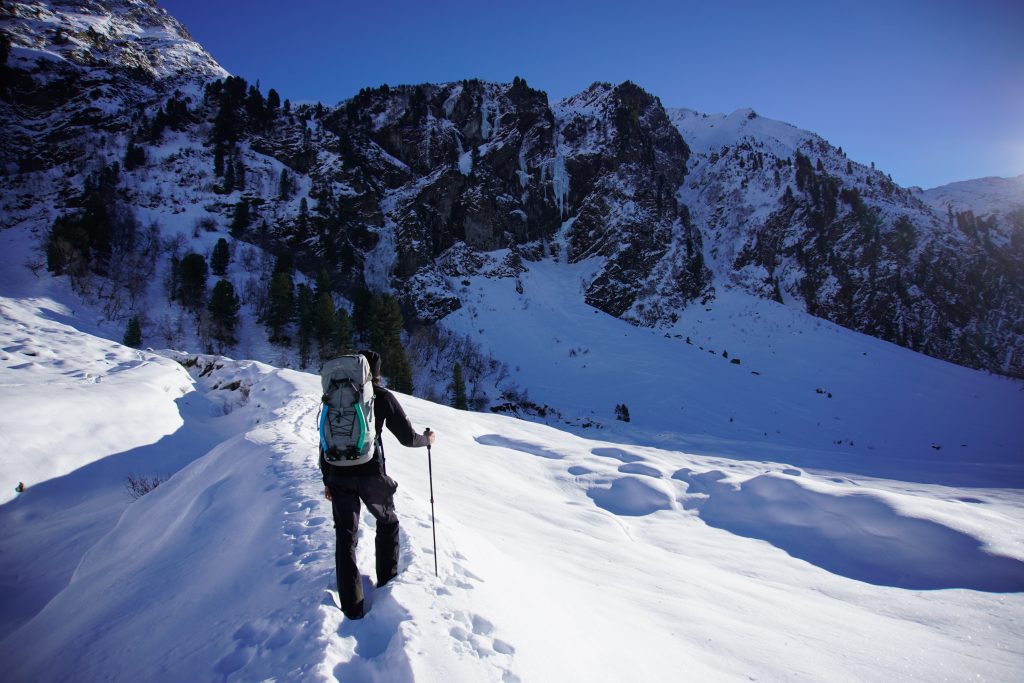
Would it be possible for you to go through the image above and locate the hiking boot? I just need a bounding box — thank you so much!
[342,601,365,620]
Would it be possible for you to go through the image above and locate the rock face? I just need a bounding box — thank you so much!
[1,0,226,170]
[312,79,711,325]
[673,109,1024,377]
[1,0,1021,377]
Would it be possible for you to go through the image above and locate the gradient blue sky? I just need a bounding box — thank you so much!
[160,0,1023,189]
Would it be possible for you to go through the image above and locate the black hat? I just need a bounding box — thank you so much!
[360,349,382,382]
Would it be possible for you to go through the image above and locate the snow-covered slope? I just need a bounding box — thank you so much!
[671,107,811,158]
[917,174,1024,218]
[442,256,1023,487]
[1,293,1023,681]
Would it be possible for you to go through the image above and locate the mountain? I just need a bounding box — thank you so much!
[1,0,225,170]
[1,0,1022,391]
[672,108,1024,377]
[916,174,1024,219]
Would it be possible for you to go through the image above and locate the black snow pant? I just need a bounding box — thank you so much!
[327,474,400,618]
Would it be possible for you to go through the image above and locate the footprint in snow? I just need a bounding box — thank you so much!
[448,611,518,660]
[332,586,415,680]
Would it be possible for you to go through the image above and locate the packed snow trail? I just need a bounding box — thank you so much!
[1,298,1023,681]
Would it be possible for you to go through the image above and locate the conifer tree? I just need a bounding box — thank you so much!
[223,160,235,193]
[265,262,294,343]
[334,307,353,358]
[315,269,332,296]
[211,237,230,276]
[230,198,250,237]
[452,362,468,410]
[278,169,292,200]
[235,158,246,191]
[214,142,225,177]
[368,294,412,393]
[314,290,338,361]
[208,279,240,347]
[123,315,142,348]
[296,284,315,368]
[124,142,145,171]
[351,288,373,342]
[176,252,208,313]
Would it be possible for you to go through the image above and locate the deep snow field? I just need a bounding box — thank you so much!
[1,253,1023,681]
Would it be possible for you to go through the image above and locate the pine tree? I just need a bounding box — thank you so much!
[368,294,412,393]
[124,142,145,171]
[315,269,332,296]
[235,158,246,191]
[230,198,250,237]
[208,279,240,347]
[388,348,413,394]
[278,169,292,200]
[452,362,468,410]
[298,197,308,232]
[211,237,230,276]
[314,290,338,361]
[615,403,631,422]
[334,308,353,358]
[265,271,294,343]
[351,287,373,342]
[214,142,225,177]
[176,252,208,313]
[223,160,235,193]
[123,315,142,348]
[296,284,315,368]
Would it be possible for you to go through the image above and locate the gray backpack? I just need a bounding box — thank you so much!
[319,354,377,465]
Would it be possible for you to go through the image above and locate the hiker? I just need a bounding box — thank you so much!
[319,350,435,619]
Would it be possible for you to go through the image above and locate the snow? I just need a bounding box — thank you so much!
[2,249,1022,681]
[669,107,811,157]
[0,297,191,505]
[917,174,1024,217]
[458,150,473,176]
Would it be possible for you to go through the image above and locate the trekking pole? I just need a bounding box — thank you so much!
[425,428,438,577]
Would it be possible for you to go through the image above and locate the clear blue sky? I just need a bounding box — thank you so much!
[160,0,1023,189]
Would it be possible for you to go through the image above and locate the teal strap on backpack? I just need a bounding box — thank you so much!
[318,402,329,453]
[354,401,368,451]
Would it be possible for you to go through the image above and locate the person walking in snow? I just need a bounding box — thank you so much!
[320,350,435,619]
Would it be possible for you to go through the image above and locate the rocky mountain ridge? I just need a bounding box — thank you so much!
[1,0,1021,378]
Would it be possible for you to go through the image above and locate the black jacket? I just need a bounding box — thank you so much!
[320,384,427,482]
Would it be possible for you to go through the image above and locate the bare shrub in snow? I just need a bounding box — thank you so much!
[407,324,510,409]
[124,473,168,500]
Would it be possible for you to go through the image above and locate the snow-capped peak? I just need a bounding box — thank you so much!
[3,0,228,82]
